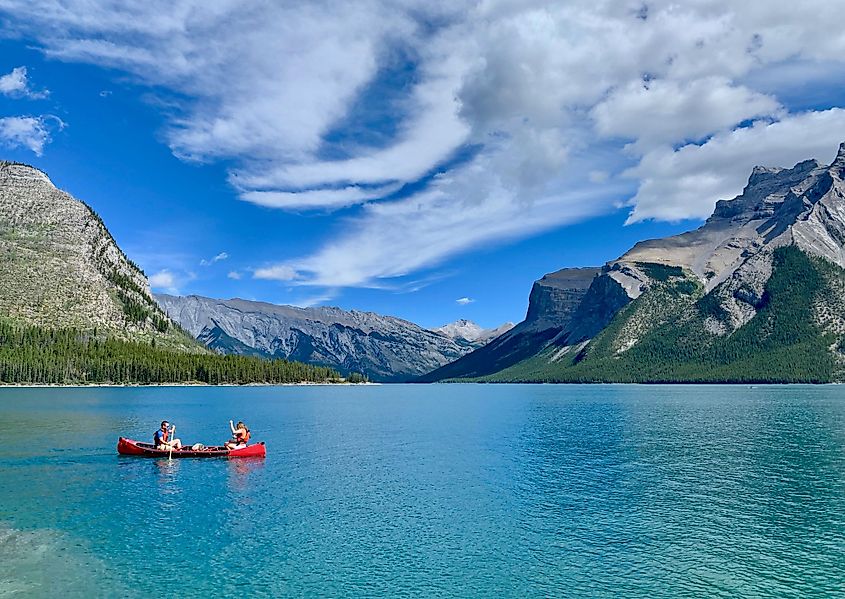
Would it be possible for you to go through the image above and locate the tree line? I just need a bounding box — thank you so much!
[0,320,341,385]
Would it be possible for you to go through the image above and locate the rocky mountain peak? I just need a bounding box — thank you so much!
[0,161,53,186]
[433,319,515,345]
[0,160,191,348]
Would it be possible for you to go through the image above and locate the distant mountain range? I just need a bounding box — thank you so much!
[156,294,511,382]
[9,141,845,385]
[424,142,845,383]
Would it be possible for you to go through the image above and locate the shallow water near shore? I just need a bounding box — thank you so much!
[1,384,844,597]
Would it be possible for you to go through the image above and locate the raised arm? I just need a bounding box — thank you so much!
[229,420,236,434]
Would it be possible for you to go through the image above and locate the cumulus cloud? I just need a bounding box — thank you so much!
[625,109,845,222]
[4,1,845,287]
[226,271,241,280]
[592,77,782,150]
[456,297,474,305]
[0,66,48,98]
[0,115,63,155]
[148,269,178,293]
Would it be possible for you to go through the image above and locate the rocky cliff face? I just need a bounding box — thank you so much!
[0,161,191,348]
[419,267,600,381]
[597,143,845,330]
[155,294,488,381]
[427,142,845,383]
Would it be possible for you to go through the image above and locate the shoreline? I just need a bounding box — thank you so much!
[0,381,381,388]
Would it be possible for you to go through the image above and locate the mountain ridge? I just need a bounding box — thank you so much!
[425,142,845,383]
[156,293,507,382]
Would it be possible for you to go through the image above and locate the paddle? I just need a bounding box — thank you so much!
[168,424,176,461]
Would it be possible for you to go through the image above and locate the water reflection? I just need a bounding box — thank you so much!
[154,456,182,490]
[1,385,843,597]
[513,385,845,597]
[227,457,265,493]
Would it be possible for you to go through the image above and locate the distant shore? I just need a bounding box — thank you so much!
[0,381,381,388]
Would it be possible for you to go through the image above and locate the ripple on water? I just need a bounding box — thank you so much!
[0,384,843,597]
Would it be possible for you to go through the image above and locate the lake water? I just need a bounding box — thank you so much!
[0,384,843,597]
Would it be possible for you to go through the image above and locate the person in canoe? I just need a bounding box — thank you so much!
[154,420,182,451]
[225,420,251,449]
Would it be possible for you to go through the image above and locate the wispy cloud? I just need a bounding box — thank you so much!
[227,271,241,280]
[253,264,299,282]
[0,115,64,155]
[290,290,338,308]
[456,297,474,305]
[0,66,48,99]
[199,251,228,266]
[4,1,845,288]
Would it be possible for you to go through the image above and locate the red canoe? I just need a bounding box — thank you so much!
[117,437,266,458]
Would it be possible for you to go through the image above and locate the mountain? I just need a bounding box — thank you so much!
[0,160,340,385]
[0,161,193,349]
[419,267,601,381]
[426,142,845,383]
[155,294,491,382]
[432,319,514,348]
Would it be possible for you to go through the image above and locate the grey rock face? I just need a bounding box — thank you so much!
[0,161,188,346]
[155,294,482,381]
[617,145,845,290]
[419,267,599,381]
[601,142,845,329]
[524,267,603,331]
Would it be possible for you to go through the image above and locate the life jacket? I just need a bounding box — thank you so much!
[234,427,250,445]
[154,428,169,446]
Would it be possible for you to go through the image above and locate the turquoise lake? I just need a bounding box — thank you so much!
[1,384,844,597]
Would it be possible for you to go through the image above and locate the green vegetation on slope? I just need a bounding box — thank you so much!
[0,320,340,385]
[484,247,840,383]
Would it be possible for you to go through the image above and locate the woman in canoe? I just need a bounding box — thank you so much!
[154,421,182,450]
[225,420,251,449]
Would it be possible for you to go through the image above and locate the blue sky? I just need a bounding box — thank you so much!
[1,1,845,329]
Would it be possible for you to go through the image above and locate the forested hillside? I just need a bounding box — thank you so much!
[0,319,339,384]
[482,247,842,383]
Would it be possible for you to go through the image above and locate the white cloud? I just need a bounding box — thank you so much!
[148,269,178,294]
[625,109,845,222]
[254,153,630,287]
[226,271,241,280]
[253,264,299,282]
[199,251,228,266]
[592,77,782,150]
[456,297,474,305]
[291,290,338,308]
[0,66,48,98]
[239,185,399,211]
[0,115,63,155]
[4,0,845,287]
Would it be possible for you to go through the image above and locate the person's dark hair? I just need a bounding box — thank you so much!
[161,420,169,427]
